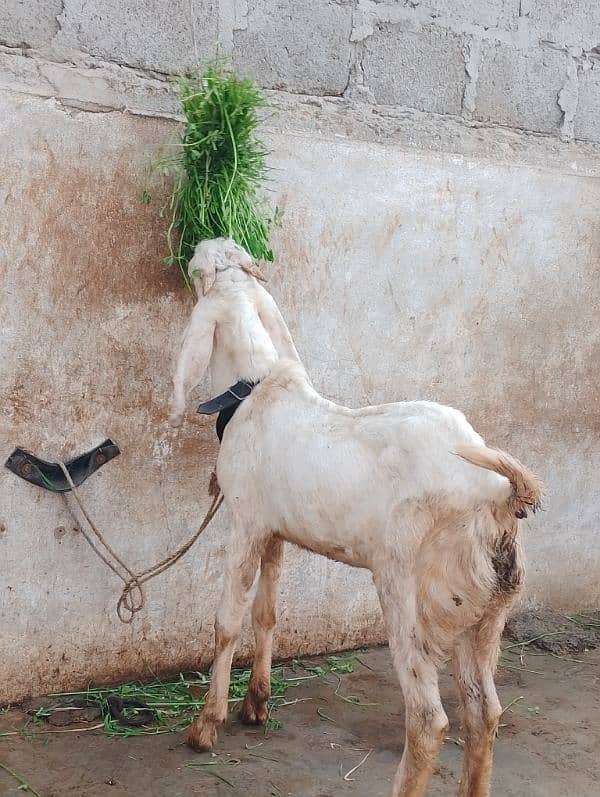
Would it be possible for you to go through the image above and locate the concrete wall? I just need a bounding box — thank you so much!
[1,2,599,702]
[3,0,600,140]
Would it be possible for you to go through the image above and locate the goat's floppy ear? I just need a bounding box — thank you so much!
[169,303,216,427]
[241,262,268,282]
[224,239,268,283]
[188,246,217,296]
[200,268,216,296]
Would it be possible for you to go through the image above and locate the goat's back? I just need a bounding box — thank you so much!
[217,361,512,567]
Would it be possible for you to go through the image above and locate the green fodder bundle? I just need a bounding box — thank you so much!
[151,64,276,289]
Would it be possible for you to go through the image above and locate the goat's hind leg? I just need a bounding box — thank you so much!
[187,531,260,752]
[240,535,284,725]
[376,576,449,797]
[453,607,507,797]
[390,646,448,797]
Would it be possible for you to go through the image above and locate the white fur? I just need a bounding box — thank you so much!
[168,238,300,427]
[169,239,541,797]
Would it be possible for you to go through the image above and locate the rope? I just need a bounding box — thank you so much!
[57,462,224,623]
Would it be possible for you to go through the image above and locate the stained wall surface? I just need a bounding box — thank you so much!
[1,1,599,702]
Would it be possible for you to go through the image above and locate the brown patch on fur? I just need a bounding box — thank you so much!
[240,567,256,592]
[254,599,277,630]
[187,714,222,752]
[415,505,497,662]
[488,501,526,596]
[405,708,449,764]
[214,622,234,651]
[491,531,524,594]
[239,676,270,725]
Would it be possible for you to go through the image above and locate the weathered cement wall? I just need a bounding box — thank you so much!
[2,0,600,141]
[1,2,599,702]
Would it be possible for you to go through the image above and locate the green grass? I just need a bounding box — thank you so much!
[145,63,278,290]
[35,655,362,738]
[0,654,366,742]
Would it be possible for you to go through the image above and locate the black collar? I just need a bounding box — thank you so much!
[197,380,256,442]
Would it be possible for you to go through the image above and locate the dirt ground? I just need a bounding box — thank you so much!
[1,644,599,797]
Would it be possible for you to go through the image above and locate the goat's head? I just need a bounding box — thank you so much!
[188,238,267,296]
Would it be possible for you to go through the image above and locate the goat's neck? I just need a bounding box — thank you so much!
[208,317,279,394]
[205,278,300,395]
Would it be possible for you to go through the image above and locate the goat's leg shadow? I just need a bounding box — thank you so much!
[187,523,261,752]
[239,535,285,726]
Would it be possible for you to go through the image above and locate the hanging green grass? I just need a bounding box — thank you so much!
[145,64,278,290]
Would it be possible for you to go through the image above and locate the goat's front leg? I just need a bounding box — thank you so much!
[453,608,507,797]
[240,535,284,725]
[187,537,260,752]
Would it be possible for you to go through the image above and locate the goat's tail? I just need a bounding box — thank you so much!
[454,445,543,519]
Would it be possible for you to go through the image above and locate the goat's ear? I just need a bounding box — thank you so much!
[189,248,217,296]
[224,239,267,281]
[241,262,268,282]
[189,267,216,296]
[200,269,216,296]
[169,305,216,427]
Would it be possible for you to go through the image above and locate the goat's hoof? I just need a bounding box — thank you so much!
[187,721,219,752]
[239,692,269,726]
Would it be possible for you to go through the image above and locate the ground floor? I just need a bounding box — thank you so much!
[1,623,599,796]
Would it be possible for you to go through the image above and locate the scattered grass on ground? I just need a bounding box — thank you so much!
[3,619,598,744]
[2,654,366,741]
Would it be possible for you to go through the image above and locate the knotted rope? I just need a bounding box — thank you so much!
[58,462,223,623]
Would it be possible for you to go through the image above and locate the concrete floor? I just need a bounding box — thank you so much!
[0,645,598,796]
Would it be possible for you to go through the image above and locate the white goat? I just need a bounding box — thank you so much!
[168,238,542,797]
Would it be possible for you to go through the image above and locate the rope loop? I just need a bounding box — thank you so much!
[57,462,222,623]
[117,578,145,623]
